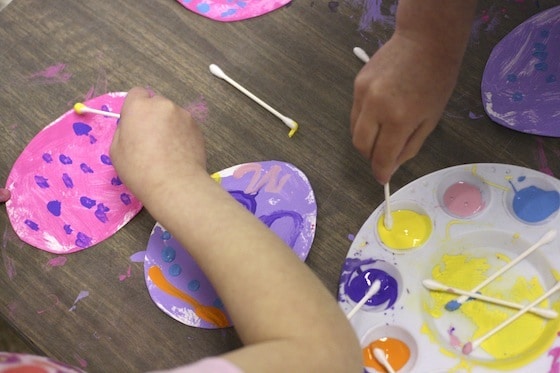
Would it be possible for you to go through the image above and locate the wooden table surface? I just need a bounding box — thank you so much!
[1,1,559,371]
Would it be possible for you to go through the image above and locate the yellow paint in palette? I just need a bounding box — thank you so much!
[426,254,560,369]
[377,210,432,250]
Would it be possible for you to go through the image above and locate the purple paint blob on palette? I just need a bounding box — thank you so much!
[482,6,560,137]
[5,92,142,253]
[338,164,560,372]
[175,0,290,22]
[144,161,317,329]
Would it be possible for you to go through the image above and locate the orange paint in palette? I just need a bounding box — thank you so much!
[363,337,410,372]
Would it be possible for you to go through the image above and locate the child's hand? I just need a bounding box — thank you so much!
[350,33,461,185]
[110,87,207,209]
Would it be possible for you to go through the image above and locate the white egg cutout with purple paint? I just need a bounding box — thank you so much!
[5,92,142,254]
[482,5,560,137]
[144,161,317,329]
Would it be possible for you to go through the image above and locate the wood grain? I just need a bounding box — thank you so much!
[1,0,559,371]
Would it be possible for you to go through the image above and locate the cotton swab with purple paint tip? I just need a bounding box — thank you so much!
[446,229,557,311]
[73,102,121,118]
[209,64,298,138]
[373,348,396,373]
[353,47,370,63]
[423,279,557,319]
[462,280,560,355]
[346,280,381,320]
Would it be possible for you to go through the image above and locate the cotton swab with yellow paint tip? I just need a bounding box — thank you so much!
[73,102,121,119]
[423,279,558,319]
[209,64,298,138]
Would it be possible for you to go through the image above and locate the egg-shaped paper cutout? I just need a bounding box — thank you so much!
[482,5,560,137]
[144,161,317,329]
[175,0,290,22]
[5,92,142,254]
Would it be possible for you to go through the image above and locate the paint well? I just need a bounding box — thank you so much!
[377,210,432,250]
[443,181,485,218]
[363,337,410,372]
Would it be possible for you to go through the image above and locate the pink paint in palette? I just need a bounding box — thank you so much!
[175,0,290,22]
[144,161,317,329]
[5,92,142,254]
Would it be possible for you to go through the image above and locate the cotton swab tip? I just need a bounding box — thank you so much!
[209,64,226,79]
[73,102,86,114]
[373,347,396,373]
[462,342,473,355]
[284,119,298,138]
[353,47,370,63]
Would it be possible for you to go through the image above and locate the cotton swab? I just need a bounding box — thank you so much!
[346,280,381,319]
[73,102,120,118]
[462,281,560,355]
[445,229,557,311]
[209,64,298,138]
[353,47,370,63]
[383,183,393,230]
[373,348,396,373]
[423,279,558,319]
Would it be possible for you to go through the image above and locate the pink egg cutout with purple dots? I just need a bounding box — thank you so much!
[5,92,142,254]
[144,161,317,329]
[482,5,560,137]
[175,0,291,22]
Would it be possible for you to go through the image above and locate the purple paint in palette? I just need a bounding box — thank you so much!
[5,92,142,253]
[144,161,317,329]
[482,6,560,137]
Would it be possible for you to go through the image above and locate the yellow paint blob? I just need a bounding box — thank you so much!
[377,210,432,250]
[363,337,410,372]
[425,254,560,369]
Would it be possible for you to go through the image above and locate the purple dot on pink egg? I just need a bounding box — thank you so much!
[42,153,53,163]
[120,193,131,205]
[100,154,112,165]
[80,196,96,209]
[24,219,39,231]
[76,232,92,248]
[111,177,122,186]
[95,203,110,223]
[72,122,92,136]
[89,135,97,144]
[59,154,73,165]
[62,173,74,188]
[47,200,62,216]
[64,224,73,234]
[80,163,94,173]
[34,175,50,188]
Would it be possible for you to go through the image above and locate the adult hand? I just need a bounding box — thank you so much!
[110,87,207,210]
[351,33,460,185]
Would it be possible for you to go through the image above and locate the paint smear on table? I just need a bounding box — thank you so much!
[5,92,142,253]
[47,256,67,267]
[69,290,90,312]
[176,0,290,22]
[27,63,72,84]
[482,5,560,137]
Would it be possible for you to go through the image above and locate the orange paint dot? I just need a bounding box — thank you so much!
[363,337,410,372]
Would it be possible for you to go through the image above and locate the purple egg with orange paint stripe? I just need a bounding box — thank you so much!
[144,161,317,329]
[5,92,142,253]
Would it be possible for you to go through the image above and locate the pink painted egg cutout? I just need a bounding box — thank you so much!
[481,5,560,137]
[5,92,142,254]
[175,0,291,22]
[144,161,317,329]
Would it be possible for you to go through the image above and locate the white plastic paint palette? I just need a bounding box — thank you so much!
[338,164,560,372]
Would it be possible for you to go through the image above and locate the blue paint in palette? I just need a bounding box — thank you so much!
[509,179,560,223]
